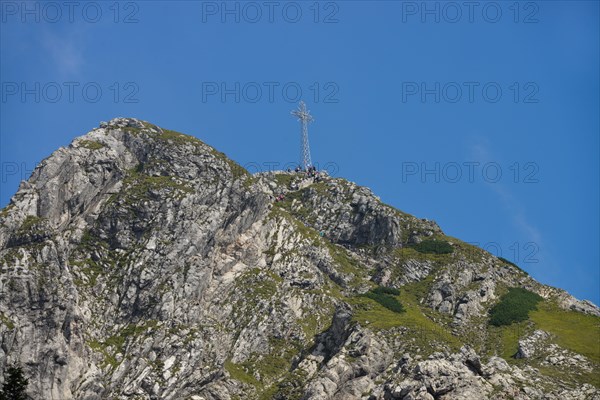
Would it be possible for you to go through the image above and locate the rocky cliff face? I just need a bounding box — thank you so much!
[0,118,598,400]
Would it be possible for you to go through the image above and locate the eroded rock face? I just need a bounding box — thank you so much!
[0,118,598,400]
[516,330,551,359]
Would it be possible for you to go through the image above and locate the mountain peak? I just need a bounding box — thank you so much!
[99,117,145,129]
[0,120,598,400]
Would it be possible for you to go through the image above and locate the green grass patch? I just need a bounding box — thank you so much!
[269,207,321,245]
[149,125,252,184]
[120,126,143,135]
[119,165,194,204]
[492,320,532,359]
[79,140,105,150]
[489,287,543,326]
[400,272,438,303]
[243,268,279,297]
[18,216,42,232]
[394,246,452,266]
[412,239,453,255]
[530,301,600,363]
[272,190,313,222]
[270,369,309,400]
[299,298,335,343]
[226,338,303,399]
[133,124,203,146]
[273,173,294,188]
[537,363,600,389]
[88,339,117,368]
[360,286,404,313]
[157,129,203,145]
[88,321,158,369]
[71,259,103,287]
[371,286,400,296]
[308,181,332,196]
[327,245,361,276]
[325,242,367,288]
[252,337,299,380]
[0,313,15,329]
[225,360,261,387]
[351,281,461,354]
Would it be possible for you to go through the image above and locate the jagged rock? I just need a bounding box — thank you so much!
[516,330,551,359]
[0,118,598,400]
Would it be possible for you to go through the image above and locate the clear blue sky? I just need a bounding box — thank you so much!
[1,1,598,304]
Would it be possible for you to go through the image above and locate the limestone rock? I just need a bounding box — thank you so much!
[0,118,598,400]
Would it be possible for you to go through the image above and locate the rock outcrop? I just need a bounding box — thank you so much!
[0,118,598,400]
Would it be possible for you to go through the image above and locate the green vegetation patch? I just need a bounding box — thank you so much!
[237,268,279,299]
[325,242,367,288]
[0,313,15,330]
[79,140,105,150]
[372,286,400,295]
[268,207,321,245]
[538,363,600,391]
[530,301,600,363]
[70,259,103,287]
[0,203,15,219]
[129,175,193,196]
[487,306,600,387]
[489,287,543,326]
[88,320,158,369]
[71,229,141,289]
[225,359,261,387]
[120,165,194,203]
[492,320,533,360]
[412,239,453,255]
[157,128,203,145]
[125,123,204,147]
[18,216,43,232]
[14,216,49,239]
[121,126,143,135]
[225,337,303,399]
[272,190,314,223]
[273,173,294,188]
[270,368,308,400]
[360,286,404,313]
[393,246,452,267]
[0,365,29,399]
[350,280,460,354]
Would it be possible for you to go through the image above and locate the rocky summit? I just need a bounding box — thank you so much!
[0,117,598,400]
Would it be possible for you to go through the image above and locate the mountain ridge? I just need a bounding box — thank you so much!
[0,117,598,400]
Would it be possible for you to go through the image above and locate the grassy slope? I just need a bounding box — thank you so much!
[530,302,600,363]
[350,278,461,354]
[488,301,600,364]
